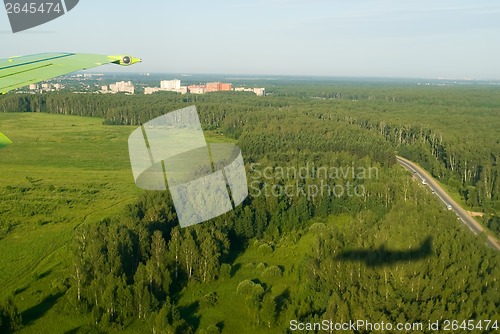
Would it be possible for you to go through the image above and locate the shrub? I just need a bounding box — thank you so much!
[200,292,218,308]
[237,280,264,297]
[258,243,273,254]
[261,266,282,279]
[256,262,267,271]
[237,280,255,294]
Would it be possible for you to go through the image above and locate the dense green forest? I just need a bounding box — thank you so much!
[0,83,499,333]
[1,84,498,216]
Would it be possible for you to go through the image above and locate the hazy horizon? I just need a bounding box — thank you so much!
[75,71,500,83]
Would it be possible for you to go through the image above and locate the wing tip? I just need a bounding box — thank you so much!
[107,55,142,66]
[0,132,13,149]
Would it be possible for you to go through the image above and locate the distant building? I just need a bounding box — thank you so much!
[253,87,265,96]
[235,87,265,96]
[160,79,181,91]
[206,82,233,92]
[29,84,38,90]
[188,85,206,94]
[143,80,261,96]
[109,81,135,94]
[178,86,189,94]
[221,83,232,91]
[205,82,219,92]
[145,84,188,95]
[144,87,160,95]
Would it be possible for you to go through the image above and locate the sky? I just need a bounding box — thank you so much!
[1,0,500,79]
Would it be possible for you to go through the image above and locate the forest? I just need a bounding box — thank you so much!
[0,82,499,333]
[1,84,498,216]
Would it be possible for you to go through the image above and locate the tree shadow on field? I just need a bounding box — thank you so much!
[251,278,267,291]
[226,230,248,264]
[36,269,52,280]
[22,291,64,325]
[179,301,200,330]
[275,288,291,316]
[14,285,30,295]
[230,263,242,277]
[216,321,225,332]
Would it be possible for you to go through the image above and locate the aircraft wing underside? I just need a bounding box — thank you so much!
[0,52,141,94]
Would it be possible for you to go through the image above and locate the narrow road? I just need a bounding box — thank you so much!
[396,156,500,251]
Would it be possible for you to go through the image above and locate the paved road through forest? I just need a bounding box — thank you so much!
[396,156,500,251]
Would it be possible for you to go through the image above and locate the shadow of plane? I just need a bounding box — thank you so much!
[336,237,433,267]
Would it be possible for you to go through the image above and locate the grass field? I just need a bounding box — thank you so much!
[0,113,144,332]
[0,113,351,333]
[0,112,243,333]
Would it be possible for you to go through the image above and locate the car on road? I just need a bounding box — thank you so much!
[422,179,427,185]
[447,204,452,210]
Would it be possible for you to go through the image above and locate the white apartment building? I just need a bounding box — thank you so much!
[160,79,181,91]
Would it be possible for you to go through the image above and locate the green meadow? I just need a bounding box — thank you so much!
[0,113,141,330]
[0,112,243,333]
[0,114,381,333]
[0,112,327,333]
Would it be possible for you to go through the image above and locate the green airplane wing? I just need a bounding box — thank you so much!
[0,132,13,149]
[0,52,141,149]
[0,53,141,94]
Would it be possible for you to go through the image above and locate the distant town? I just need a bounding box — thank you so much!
[24,75,266,96]
[143,79,265,96]
[21,73,489,96]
